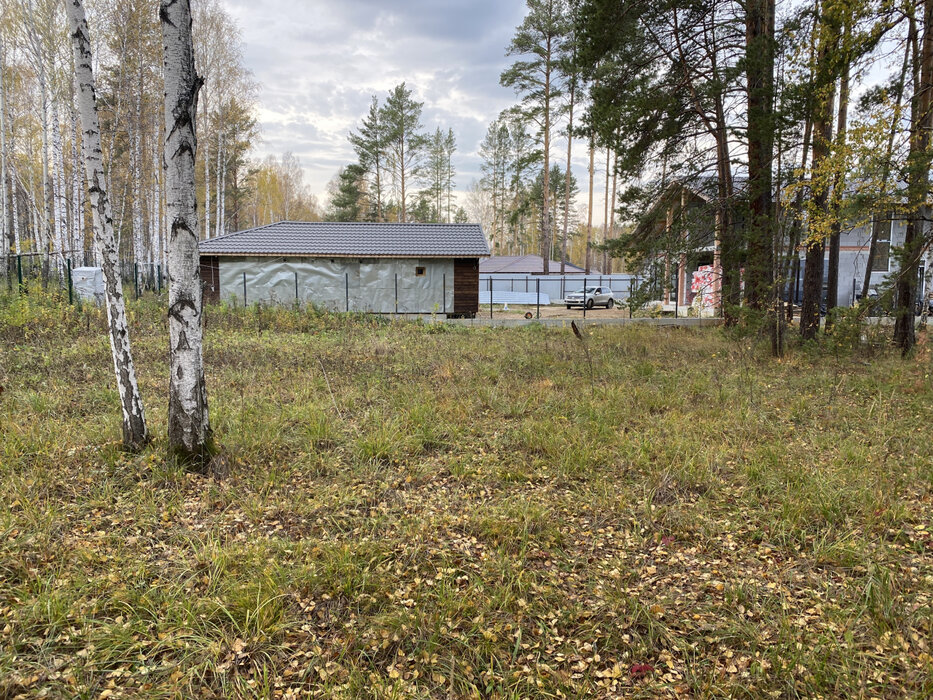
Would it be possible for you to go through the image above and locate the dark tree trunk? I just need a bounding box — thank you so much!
[826,27,851,323]
[744,0,775,316]
[801,9,839,340]
[862,36,909,301]
[895,0,933,352]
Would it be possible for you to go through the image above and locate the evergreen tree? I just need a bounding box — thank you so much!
[443,128,456,223]
[349,96,386,221]
[425,127,447,223]
[380,83,425,222]
[328,164,366,222]
[501,0,569,273]
[479,117,511,251]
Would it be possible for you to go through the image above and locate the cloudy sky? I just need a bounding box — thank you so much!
[220,0,596,216]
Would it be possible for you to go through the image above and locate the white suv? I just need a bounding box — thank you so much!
[565,286,615,309]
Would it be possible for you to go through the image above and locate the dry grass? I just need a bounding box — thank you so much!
[0,291,931,698]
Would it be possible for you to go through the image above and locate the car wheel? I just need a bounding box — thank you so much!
[606,298,614,309]
[566,305,572,309]
[586,298,594,309]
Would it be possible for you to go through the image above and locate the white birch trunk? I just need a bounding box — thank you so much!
[52,97,68,258]
[202,93,209,239]
[214,126,222,236]
[217,131,225,236]
[71,101,83,258]
[150,127,158,266]
[131,102,143,265]
[39,76,51,252]
[31,193,38,250]
[0,35,9,255]
[22,3,51,253]
[11,147,20,253]
[67,0,149,450]
[161,0,212,461]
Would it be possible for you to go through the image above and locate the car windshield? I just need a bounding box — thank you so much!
[572,287,597,294]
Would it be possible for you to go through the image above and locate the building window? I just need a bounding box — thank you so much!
[415,266,426,277]
[872,215,892,272]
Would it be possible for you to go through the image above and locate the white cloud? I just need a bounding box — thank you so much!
[218,0,612,224]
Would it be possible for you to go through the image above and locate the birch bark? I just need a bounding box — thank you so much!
[161,0,212,461]
[202,92,209,238]
[71,99,83,257]
[217,129,225,236]
[0,34,9,254]
[22,4,51,253]
[132,72,144,265]
[215,126,222,235]
[67,0,149,450]
[52,97,67,257]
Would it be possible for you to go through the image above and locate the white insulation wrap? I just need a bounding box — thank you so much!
[71,267,106,305]
[219,257,456,314]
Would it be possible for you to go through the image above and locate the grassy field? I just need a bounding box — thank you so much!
[0,293,931,699]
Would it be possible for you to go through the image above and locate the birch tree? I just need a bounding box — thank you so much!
[161,0,211,462]
[67,0,149,450]
[1,31,9,256]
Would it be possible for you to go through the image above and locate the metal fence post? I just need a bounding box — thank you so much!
[345,272,349,312]
[157,264,162,294]
[17,254,23,294]
[67,259,73,305]
[674,263,679,319]
[443,273,446,314]
[536,278,540,319]
[295,271,299,302]
[395,273,398,316]
[489,277,493,319]
[243,271,247,306]
[629,278,633,319]
[583,277,587,319]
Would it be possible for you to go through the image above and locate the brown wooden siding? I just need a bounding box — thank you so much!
[453,258,479,316]
[200,256,220,304]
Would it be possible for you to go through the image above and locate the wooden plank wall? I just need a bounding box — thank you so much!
[453,258,479,316]
[200,256,220,304]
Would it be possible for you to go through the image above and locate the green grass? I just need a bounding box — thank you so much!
[1,291,932,698]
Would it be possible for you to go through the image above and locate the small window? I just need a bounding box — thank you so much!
[415,266,426,277]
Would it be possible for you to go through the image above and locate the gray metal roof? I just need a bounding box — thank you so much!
[198,221,490,258]
[480,254,589,274]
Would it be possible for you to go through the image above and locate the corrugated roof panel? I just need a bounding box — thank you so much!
[198,221,490,258]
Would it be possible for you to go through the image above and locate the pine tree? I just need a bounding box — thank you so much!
[443,128,456,223]
[501,0,569,273]
[479,117,511,251]
[380,83,425,222]
[328,164,366,222]
[349,96,386,221]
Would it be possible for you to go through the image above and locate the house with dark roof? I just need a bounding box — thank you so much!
[480,254,590,275]
[635,180,928,312]
[198,221,490,317]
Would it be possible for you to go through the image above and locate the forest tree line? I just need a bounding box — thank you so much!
[0,0,321,273]
[328,83,466,225]
[469,0,933,353]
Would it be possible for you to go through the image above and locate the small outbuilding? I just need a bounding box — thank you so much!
[198,221,489,317]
